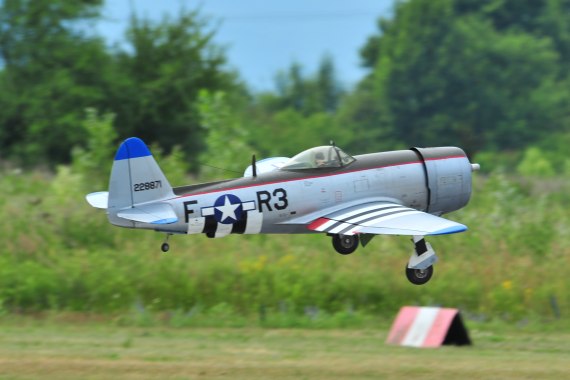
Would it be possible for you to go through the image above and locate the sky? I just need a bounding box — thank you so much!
[98,0,393,91]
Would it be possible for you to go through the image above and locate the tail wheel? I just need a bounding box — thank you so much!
[332,234,359,255]
[405,265,433,285]
[161,233,172,253]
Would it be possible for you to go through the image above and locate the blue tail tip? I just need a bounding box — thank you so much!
[114,137,152,161]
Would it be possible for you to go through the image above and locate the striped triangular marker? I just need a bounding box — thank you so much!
[386,306,471,347]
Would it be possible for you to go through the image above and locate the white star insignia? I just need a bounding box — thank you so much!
[216,195,240,223]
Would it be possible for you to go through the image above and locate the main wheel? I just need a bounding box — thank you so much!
[332,234,359,255]
[405,265,433,285]
[161,243,170,253]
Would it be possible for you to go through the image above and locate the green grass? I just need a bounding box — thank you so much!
[0,319,568,379]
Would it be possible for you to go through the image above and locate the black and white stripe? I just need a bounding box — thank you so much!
[187,209,263,237]
[314,203,421,235]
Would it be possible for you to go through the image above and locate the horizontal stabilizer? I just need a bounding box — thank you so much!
[117,202,178,225]
[86,192,109,209]
[308,202,467,236]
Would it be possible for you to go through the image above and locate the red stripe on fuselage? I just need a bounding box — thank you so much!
[175,155,466,199]
[308,217,331,231]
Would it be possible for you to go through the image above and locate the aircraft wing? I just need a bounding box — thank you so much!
[117,202,178,225]
[307,202,467,236]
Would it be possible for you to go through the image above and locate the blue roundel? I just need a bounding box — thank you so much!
[213,194,243,224]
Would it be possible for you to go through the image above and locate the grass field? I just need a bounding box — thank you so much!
[0,319,568,379]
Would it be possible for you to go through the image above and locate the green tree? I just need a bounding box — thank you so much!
[314,56,343,113]
[71,108,117,189]
[197,90,252,179]
[249,56,349,156]
[110,9,241,166]
[261,55,344,116]
[335,79,398,154]
[0,0,111,165]
[349,0,569,154]
[247,107,353,160]
[453,0,570,69]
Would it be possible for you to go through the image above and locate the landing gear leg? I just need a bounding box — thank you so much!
[331,234,359,255]
[405,236,438,285]
[161,234,172,253]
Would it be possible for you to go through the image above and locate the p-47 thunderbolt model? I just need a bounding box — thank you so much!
[86,137,479,285]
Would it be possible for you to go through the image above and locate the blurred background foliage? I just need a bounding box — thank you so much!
[1,0,570,325]
[2,0,569,170]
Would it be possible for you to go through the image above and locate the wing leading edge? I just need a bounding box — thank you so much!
[308,202,467,236]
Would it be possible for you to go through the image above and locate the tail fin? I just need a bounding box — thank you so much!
[107,137,174,226]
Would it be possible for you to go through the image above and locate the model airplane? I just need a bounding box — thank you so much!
[86,137,479,285]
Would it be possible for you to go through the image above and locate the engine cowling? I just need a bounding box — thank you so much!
[411,147,475,215]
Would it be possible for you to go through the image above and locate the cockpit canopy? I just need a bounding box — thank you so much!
[281,146,355,170]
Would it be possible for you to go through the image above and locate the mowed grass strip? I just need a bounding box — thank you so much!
[0,323,568,379]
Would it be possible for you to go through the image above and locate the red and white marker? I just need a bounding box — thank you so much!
[386,306,471,347]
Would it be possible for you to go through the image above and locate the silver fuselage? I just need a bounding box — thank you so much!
[119,147,473,238]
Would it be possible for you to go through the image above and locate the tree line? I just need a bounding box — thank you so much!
[1,0,569,173]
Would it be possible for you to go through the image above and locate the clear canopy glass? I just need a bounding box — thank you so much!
[281,146,355,170]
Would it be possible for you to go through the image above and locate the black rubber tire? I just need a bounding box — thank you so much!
[405,265,433,285]
[161,243,170,253]
[332,234,359,255]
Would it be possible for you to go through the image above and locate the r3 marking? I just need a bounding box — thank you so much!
[256,188,288,212]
